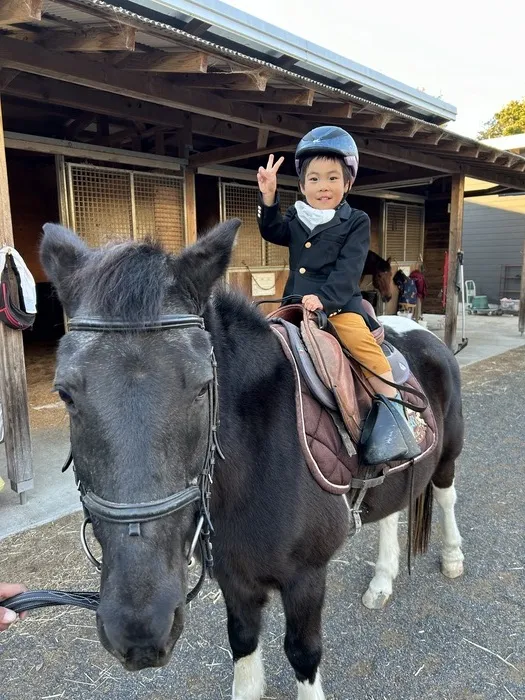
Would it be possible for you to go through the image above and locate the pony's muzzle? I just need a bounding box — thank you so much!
[97,598,185,670]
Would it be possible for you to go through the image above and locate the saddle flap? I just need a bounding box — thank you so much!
[300,313,362,441]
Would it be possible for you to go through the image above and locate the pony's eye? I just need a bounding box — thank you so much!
[196,385,209,400]
[58,389,74,406]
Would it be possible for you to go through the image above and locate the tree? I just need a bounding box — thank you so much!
[478,98,525,139]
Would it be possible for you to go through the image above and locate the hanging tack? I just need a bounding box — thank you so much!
[128,522,141,536]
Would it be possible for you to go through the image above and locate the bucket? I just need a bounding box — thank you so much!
[472,295,488,310]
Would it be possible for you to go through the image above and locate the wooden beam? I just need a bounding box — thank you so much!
[358,154,406,173]
[65,112,96,139]
[155,129,165,155]
[0,0,41,25]
[385,123,425,138]
[0,68,19,89]
[225,88,315,106]
[264,102,353,119]
[42,26,136,52]
[0,96,33,500]
[184,167,197,244]
[3,74,256,142]
[414,132,446,145]
[350,113,394,129]
[462,164,525,191]
[118,50,208,73]
[4,131,185,170]
[96,114,109,145]
[458,145,481,158]
[257,128,269,149]
[170,70,269,91]
[174,112,193,159]
[353,135,455,173]
[353,168,439,188]
[189,135,296,168]
[0,36,307,136]
[444,172,465,349]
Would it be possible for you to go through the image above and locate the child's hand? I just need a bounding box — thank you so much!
[302,295,324,312]
[257,154,284,205]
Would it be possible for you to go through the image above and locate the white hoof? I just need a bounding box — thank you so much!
[362,586,391,610]
[297,672,325,699]
[232,647,265,700]
[441,559,464,579]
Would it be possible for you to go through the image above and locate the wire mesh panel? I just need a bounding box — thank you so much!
[265,189,297,266]
[221,183,261,268]
[66,164,185,252]
[133,173,185,252]
[221,182,297,268]
[67,164,133,246]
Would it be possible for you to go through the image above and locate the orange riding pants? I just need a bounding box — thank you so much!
[330,312,390,378]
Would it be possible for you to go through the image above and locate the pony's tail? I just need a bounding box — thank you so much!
[411,482,433,556]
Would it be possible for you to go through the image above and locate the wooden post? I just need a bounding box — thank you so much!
[184,167,197,245]
[0,96,33,502]
[519,240,525,336]
[444,172,465,349]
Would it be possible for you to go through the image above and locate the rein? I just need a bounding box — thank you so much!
[4,314,222,614]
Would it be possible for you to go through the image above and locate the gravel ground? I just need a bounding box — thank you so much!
[1,348,523,700]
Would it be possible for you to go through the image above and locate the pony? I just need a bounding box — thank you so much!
[362,250,393,303]
[40,220,464,700]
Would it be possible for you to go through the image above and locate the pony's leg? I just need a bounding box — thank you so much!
[362,511,400,610]
[432,480,464,578]
[280,568,327,700]
[224,587,267,700]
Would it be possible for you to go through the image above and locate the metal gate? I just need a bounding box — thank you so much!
[61,162,186,252]
[219,181,297,269]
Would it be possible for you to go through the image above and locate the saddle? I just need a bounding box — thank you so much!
[267,302,437,502]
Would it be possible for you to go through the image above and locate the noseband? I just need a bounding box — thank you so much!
[63,314,222,604]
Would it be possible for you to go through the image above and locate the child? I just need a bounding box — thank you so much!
[256,125,420,464]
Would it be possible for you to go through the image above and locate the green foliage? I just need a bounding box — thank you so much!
[478,98,525,139]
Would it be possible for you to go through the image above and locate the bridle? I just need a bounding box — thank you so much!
[63,313,223,604]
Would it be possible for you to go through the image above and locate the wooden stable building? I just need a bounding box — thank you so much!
[1,0,525,501]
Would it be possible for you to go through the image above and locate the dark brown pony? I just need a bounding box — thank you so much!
[362,250,393,302]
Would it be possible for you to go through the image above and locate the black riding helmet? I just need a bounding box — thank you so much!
[295,126,359,184]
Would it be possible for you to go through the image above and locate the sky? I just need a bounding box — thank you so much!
[225,0,524,139]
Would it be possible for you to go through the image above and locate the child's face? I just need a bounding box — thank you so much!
[300,157,350,209]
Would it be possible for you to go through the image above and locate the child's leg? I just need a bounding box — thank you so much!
[329,313,397,398]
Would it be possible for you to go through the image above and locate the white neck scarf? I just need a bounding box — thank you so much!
[294,200,336,232]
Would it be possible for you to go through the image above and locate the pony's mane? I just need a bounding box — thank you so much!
[75,240,169,322]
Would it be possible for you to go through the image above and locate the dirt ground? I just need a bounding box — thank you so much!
[24,341,68,432]
[1,348,524,700]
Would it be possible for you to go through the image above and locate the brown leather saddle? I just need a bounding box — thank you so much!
[267,302,437,507]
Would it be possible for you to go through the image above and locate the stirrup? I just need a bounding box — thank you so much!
[358,394,422,466]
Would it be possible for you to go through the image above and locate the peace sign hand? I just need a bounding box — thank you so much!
[257,154,285,205]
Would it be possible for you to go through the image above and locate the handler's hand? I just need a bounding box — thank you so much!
[0,583,27,631]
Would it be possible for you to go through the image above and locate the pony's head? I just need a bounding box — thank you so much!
[40,220,240,670]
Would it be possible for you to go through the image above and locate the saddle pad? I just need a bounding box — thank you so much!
[271,325,438,494]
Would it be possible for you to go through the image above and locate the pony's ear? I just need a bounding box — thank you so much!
[171,219,241,311]
[40,223,89,315]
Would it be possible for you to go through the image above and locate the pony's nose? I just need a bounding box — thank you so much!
[97,600,183,669]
